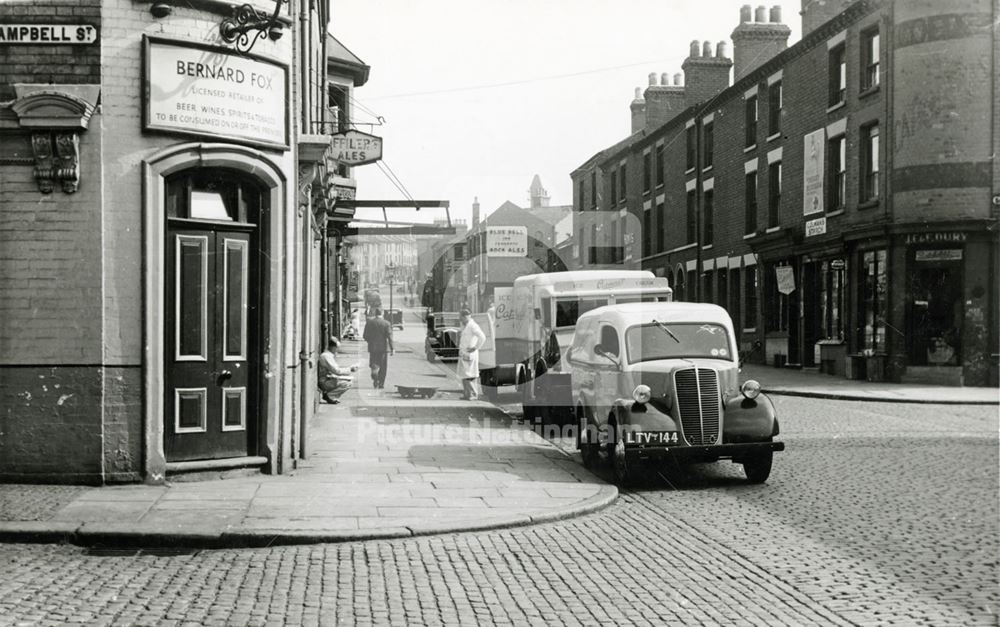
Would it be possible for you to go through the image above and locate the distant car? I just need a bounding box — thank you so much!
[568,302,784,486]
[425,312,461,362]
[385,308,404,330]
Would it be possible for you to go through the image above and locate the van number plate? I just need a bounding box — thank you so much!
[627,431,678,445]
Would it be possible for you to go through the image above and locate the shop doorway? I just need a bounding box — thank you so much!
[908,255,962,366]
[163,170,264,462]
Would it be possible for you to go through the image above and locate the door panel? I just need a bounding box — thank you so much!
[166,226,255,461]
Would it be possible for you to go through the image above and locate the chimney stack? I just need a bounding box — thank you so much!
[683,38,733,108]
[800,0,856,37]
[644,68,686,130]
[731,4,791,80]
[630,86,646,134]
[472,197,480,228]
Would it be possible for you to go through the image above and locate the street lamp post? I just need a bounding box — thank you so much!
[386,261,395,313]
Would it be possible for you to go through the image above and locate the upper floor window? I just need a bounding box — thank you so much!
[686,190,697,244]
[828,134,846,211]
[829,44,846,106]
[768,161,782,227]
[703,122,714,169]
[745,95,758,147]
[861,124,880,202]
[745,171,758,234]
[590,171,597,208]
[619,163,627,202]
[655,202,665,252]
[703,189,714,245]
[643,152,651,194]
[686,125,697,171]
[577,179,585,211]
[610,170,618,205]
[642,208,652,257]
[655,144,665,187]
[768,81,782,136]
[862,28,880,90]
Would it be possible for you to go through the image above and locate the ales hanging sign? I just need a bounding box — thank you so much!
[331,130,383,166]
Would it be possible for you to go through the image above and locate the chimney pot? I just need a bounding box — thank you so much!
[740,4,752,22]
[702,41,712,57]
[661,72,669,85]
[716,41,728,58]
[690,40,701,57]
[755,5,767,22]
[674,72,682,86]
[634,86,642,100]
[770,5,782,22]
[648,72,658,86]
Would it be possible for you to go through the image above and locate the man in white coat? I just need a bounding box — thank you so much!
[457,308,486,400]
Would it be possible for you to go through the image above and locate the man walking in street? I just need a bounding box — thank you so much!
[363,308,394,389]
[457,308,486,401]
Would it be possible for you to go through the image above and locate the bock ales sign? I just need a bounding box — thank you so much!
[144,37,289,150]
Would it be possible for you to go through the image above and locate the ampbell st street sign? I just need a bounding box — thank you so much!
[331,130,382,166]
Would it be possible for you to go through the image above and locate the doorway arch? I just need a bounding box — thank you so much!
[143,143,286,480]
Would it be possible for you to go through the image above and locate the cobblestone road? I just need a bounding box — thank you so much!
[1,397,996,626]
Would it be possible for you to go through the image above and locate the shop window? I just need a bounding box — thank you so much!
[686,190,697,244]
[744,265,758,329]
[861,27,880,91]
[764,263,790,333]
[768,161,782,227]
[643,152,651,194]
[828,134,846,211]
[745,171,758,234]
[717,269,727,308]
[686,125,697,171]
[745,95,758,147]
[861,124,880,202]
[829,43,846,106]
[729,268,741,333]
[768,81,782,136]
[858,250,887,352]
[703,190,714,245]
[820,260,845,340]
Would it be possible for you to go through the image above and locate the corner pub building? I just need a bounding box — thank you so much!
[572,0,998,388]
[0,0,362,483]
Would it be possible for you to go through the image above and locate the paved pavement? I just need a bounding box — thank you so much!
[741,362,999,404]
[0,331,615,548]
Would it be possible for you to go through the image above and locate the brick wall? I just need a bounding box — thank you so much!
[0,367,104,484]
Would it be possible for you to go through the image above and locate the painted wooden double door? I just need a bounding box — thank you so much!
[165,225,258,461]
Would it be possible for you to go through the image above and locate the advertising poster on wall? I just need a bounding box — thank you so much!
[803,128,825,215]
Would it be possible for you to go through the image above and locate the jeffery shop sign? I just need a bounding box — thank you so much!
[144,38,289,149]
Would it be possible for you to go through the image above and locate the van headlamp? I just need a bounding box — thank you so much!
[632,384,652,404]
[740,380,761,400]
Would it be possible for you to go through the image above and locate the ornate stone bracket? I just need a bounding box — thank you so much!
[10,86,97,194]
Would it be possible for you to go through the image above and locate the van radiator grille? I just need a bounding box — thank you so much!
[674,368,720,445]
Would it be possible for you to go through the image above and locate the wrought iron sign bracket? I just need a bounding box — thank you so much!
[220,0,288,54]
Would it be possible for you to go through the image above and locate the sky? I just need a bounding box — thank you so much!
[331,0,802,226]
